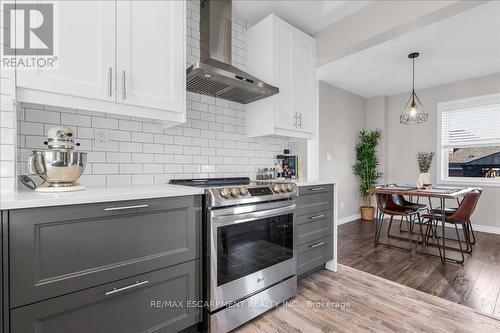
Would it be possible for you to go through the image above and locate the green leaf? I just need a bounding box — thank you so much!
[352,129,382,200]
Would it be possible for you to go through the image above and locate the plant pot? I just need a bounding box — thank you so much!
[360,206,375,221]
[418,172,431,187]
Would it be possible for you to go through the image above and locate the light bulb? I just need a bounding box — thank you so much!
[410,105,417,116]
[409,101,417,117]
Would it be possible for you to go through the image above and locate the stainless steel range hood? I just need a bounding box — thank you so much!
[186,0,278,104]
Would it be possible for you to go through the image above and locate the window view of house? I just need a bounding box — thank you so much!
[448,146,500,178]
[440,96,500,181]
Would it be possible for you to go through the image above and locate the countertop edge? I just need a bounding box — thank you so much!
[0,185,204,210]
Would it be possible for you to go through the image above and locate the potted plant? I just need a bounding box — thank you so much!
[352,129,382,221]
[417,152,434,188]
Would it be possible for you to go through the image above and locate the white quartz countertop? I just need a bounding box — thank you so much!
[255,178,337,187]
[0,184,204,210]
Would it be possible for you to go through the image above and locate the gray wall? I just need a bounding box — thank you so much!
[384,73,500,229]
[318,81,366,220]
[319,73,500,229]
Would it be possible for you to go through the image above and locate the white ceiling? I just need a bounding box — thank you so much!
[317,1,500,98]
[232,0,372,35]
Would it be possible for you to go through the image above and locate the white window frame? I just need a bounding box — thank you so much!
[437,93,500,188]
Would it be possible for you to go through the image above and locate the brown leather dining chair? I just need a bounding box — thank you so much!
[381,184,428,236]
[420,189,482,264]
[428,188,482,246]
[392,194,428,234]
[375,192,421,250]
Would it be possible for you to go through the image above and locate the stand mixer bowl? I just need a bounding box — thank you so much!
[29,150,87,187]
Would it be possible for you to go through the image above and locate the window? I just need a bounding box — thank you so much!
[437,93,500,186]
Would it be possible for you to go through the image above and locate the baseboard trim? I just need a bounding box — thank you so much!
[338,214,360,225]
[471,223,500,235]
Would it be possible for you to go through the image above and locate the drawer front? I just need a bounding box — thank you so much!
[11,260,200,333]
[296,209,333,245]
[297,236,333,276]
[297,185,333,216]
[9,196,201,307]
[298,184,332,195]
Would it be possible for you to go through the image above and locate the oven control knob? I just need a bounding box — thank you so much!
[230,187,240,197]
[285,184,294,192]
[239,187,249,196]
[220,188,231,199]
[273,184,282,193]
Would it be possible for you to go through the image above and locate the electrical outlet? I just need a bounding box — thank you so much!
[94,129,109,148]
[326,153,332,161]
[340,201,345,210]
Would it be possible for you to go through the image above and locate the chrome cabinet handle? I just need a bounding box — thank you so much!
[108,67,113,97]
[309,187,325,191]
[122,70,126,99]
[105,280,149,296]
[299,112,303,129]
[104,204,149,211]
[309,241,325,248]
[309,214,325,220]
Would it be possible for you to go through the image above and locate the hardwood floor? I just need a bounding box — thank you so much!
[338,219,500,318]
[237,265,500,332]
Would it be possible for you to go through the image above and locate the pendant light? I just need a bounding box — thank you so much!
[400,52,428,125]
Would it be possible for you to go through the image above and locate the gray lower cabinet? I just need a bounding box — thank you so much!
[9,196,201,307]
[296,184,334,277]
[11,260,199,333]
[5,195,202,333]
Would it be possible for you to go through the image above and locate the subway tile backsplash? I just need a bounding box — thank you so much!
[16,99,290,187]
[15,1,290,188]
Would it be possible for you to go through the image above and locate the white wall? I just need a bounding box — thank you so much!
[384,73,500,230]
[318,81,366,220]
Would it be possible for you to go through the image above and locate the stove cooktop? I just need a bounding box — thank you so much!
[169,177,297,208]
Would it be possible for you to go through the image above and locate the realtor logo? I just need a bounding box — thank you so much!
[1,2,58,69]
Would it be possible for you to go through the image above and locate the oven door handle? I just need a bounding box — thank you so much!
[211,204,296,226]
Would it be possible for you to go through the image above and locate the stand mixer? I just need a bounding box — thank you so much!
[26,126,87,192]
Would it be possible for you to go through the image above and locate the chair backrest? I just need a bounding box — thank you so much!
[451,189,482,222]
[376,193,401,213]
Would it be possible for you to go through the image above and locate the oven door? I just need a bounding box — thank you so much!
[208,200,296,311]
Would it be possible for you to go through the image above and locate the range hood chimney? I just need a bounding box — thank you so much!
[186,0,279,104]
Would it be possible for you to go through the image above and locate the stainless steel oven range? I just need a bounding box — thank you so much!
[169,177,297,333]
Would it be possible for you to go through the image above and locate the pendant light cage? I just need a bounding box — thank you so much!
[400,52,428,125]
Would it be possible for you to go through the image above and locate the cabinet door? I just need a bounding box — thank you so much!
[292,30,316,134]
[11,261,200,333]
[273,18,295,131]
[116,0,185,113]
[16,1,115,102]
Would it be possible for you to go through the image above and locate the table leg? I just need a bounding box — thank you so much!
[441,198,446,264]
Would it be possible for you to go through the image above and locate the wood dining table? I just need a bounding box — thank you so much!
[368,185,478,264]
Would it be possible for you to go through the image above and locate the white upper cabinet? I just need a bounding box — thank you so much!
[17,1,115,102]
[116,1,185,113]
[16,1,186,125]
[246,14,317,140]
